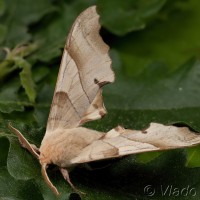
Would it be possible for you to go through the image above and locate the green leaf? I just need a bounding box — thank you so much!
[0,58,17,81]
[0,137,9,166]
[0,167,43,200]
[0,22,30,48]
[0,44,38,105]
[7,138,40,180]
[105,58,200,111]
[34,84,53,126]
[0,0,56,47]
[114,0,200,74]
[0,43,38,81]
[0,78,25,113]
[30,0,94,62]
[0,24,6,43]
[97,0,167,35]
[186,146,200,168]
[16,58,36,103]
[2,0,56,26]
[135,151,162,164]
[32,65,49,83]
[0,0,5,16]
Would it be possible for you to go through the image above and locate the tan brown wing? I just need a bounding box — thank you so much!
[70,123,200,164]
[46,6,114,133]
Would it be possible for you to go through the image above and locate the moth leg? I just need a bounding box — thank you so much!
[30,144,40,154]
[41,164,59,196]
[60,168,85,195]
[8,123,39,159]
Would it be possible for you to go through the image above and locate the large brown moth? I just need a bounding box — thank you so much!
[9,6,200,196]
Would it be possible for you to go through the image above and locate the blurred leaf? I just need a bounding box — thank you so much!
[30,0,94,62]
[0,24,6,43]
[17,58,36,102]
[0,167,43,200]
[0,58,17,80]
[0,110,35,124]
[0,78,26,113]
[0,0,5,16]
[0,44,38,102]
[97,0,166,35]
[135,151,162,164]
[0,137,9,166]
[2,0,56,25]
[105,58,200,110]
[186,146,200,168]
[32,65,49,83]
[7,138,40,180]
[0,0,56,47]
[34,84,53,126]
[2,22,31,48]
[114,0,200,74]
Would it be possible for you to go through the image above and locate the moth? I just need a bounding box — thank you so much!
[9,6,200,196]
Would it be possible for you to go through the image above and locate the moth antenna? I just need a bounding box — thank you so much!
[41,164,60,196]
[8,123,39,159]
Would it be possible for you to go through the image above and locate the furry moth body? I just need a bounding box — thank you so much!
[9,6,200,196]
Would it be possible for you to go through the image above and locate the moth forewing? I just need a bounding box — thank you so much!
[46,5,114,133]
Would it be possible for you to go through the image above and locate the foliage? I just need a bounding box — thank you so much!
[0,0,200,199]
